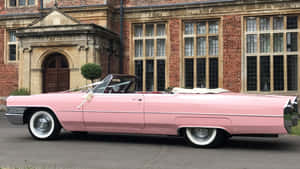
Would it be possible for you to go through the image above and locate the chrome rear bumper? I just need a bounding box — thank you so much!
[5,107,26,125]
[284,97,299,133]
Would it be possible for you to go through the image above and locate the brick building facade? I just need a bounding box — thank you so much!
[0,0,300,103]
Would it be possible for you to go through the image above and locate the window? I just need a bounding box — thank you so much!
[9,0,16,6]
[28,0,34,5]
[133,23,167,91]
[8,31,17,61]
[19,0,25,6]
[245,16,299,92]
[183,20,220,89]
[7,0,35,7]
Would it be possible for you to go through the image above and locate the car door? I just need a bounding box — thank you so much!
[83,93,144,131]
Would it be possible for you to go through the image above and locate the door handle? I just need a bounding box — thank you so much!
[132,98,143,102]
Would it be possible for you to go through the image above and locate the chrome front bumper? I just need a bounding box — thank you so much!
[284,97,299,133]
[5,107,26,125]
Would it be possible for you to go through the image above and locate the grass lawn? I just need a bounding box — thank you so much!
[291,121,300,136]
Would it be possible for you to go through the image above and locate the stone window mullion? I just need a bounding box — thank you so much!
[283,16,288,92]
[154,25,158,91]
[270,17,274,92]
[205,22,210,88]
[142,24,146,91]
[256,17,261,92]
[193,23,197,88]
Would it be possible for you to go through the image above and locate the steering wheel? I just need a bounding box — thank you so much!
[105,87,114,93]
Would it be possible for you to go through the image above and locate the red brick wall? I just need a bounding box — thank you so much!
[0,0,107,15]
[169,19,180,88]
[0,28,4,64]
[223,15,242,92]
[0,0,4,11]
[122,21,130,74]
[0,28,18,97]
[0,64,18,96]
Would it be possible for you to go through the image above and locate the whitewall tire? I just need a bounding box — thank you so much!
[28,110,61,140]
[184,128,226,148]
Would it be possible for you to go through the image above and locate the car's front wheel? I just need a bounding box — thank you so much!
[184,128,226,148]
[28,110,61,140]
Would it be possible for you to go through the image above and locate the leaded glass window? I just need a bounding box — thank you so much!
[197,22,206,34]
[185,38,194,57]
[133,23,167,91]
[19,0,25,6]
[9,0,16,7]
[185,23,194,35]
[8,30,17,61]
[247,17,257,32]
[245,16,299,92]
[197,37,206,56]
[28,0,35,5]
[183,20,220,89]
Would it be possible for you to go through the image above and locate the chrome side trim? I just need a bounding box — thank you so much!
[59,110,283,118]
[5,107,26,125]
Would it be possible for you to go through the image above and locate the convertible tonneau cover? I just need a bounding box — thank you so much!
[172,88,229,94]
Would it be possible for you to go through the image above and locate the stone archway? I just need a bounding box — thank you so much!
[42,53,70,93]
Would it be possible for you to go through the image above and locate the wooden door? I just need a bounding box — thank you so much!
[43,53,70,93]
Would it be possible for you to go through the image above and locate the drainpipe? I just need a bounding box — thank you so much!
[40,0,43,9]
[108,40,113,74]
[119,0,124,74]
[40,0,43,18]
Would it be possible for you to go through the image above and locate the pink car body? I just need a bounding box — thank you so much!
[6,90,297,135]
[5,74,300,147]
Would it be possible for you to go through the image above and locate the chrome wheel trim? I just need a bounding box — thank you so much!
[29,111,55,139]
[186,128,217,146]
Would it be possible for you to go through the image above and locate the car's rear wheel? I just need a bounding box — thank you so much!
[184,128,226,148]
[28,110,61,140]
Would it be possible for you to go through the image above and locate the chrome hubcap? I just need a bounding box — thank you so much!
[186,128,217,146]
[33,115,52,134]
[193,128,209,138]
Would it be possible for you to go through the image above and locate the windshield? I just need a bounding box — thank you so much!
[93,75,136,94]
[93,75,113,93]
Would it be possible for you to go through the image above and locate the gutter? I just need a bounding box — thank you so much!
[124,0,236,10]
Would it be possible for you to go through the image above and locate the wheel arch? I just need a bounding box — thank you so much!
[23,107,62,128]
[177,126,232,137]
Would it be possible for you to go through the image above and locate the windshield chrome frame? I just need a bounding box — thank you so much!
[92,74,114,93]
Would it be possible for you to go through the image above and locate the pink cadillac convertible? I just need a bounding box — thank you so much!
[5,74,299,148]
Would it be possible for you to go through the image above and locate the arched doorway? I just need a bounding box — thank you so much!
[42,53,70,93]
